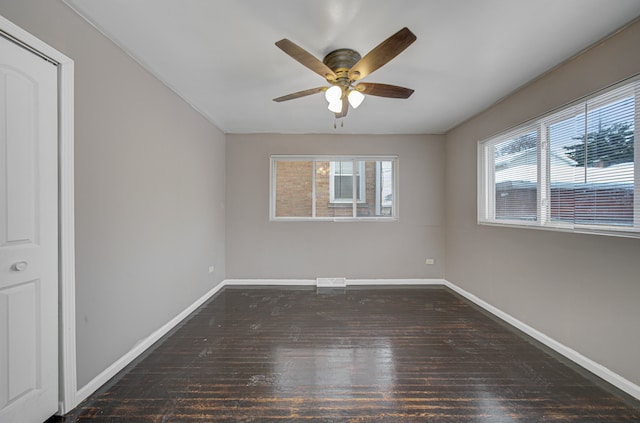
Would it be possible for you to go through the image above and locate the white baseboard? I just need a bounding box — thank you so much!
[73,277,640,410]
[224,278,444,287]
[75,282,226,405]
[224,279,316,286]
[443,280,640,400]
[347,278,445,286]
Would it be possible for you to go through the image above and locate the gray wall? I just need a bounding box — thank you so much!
[226,134,445,279]
[445,19,640,386]
[0,0,226,387]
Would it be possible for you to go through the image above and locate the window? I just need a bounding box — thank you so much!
[329,161,366,203]
[271,155,397,221]
[478,77,640,238]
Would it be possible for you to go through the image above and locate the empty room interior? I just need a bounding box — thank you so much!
[2,0,640,421]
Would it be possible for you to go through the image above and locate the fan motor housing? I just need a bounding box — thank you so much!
[323,48,361,80]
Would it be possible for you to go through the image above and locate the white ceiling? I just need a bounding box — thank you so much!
[64,0,640,134]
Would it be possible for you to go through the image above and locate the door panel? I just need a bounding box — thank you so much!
[0,34,58,423]
[4,72,37,243]
[3,280,39,403]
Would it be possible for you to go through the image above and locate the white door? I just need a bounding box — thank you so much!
[0,34,59,423]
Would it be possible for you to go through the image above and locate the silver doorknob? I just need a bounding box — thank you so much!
[12,261,28,271]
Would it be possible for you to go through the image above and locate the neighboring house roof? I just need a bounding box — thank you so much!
[495,146,633,189]
[496,162,634,190]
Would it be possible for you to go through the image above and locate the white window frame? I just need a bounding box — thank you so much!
[478,75,640,238]
[538,105,585,230]
[270,155,398,222]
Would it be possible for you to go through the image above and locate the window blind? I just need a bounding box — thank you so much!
[479,77,639,237]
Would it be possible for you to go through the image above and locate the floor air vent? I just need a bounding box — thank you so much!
[316,277,347,288]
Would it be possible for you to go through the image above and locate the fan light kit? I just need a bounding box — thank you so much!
[273,27,417,124]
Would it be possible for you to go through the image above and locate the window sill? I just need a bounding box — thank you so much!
[271,216,398,223]
[478,219,640,239]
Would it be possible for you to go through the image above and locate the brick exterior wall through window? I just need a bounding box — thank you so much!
[274,159,391,218]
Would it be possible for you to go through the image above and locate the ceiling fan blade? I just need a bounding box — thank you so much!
[355,82,414,99]
[348,27,416,81]
[275,39,337,82]
[334,95,349,119]
[273,87,326,102]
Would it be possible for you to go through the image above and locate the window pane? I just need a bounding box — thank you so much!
[549,111,584,223]
[334,175,354,200]
[356,160,394,217]
[577,94,634,226]
[274,160,313,217]
[334,161,353,174]
[316,161,351,217]
[494,131,538,221]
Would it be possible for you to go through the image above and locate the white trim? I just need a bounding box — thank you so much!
[0,15,77,415]
[268,216,397,223]
[443,279,640,400]
[75,282,226,405]
[224,279,317,286]
[347,278,444,286]
[57,59,76,414]
[312,160,317,218]
[223,278,443,287]
[634,83,640,230]
[270,154,398,161]
[375,161,382,215]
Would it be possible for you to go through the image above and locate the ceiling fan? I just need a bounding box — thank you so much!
[273,27,417,119]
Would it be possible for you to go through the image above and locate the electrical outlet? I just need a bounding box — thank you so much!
[425,258,435,265]
[208,265,215,273]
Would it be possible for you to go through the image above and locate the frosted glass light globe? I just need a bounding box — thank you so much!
[327,100,342,113]
[325,86,342,103]
[348,90,365,109]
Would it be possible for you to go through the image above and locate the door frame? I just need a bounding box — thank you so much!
[0,15,77,415]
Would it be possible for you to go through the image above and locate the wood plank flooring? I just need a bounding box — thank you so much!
[51,286,640,422]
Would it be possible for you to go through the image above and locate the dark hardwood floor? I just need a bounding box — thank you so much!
[51,286,640,422]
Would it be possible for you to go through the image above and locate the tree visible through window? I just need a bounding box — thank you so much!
[563,121,634,167]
